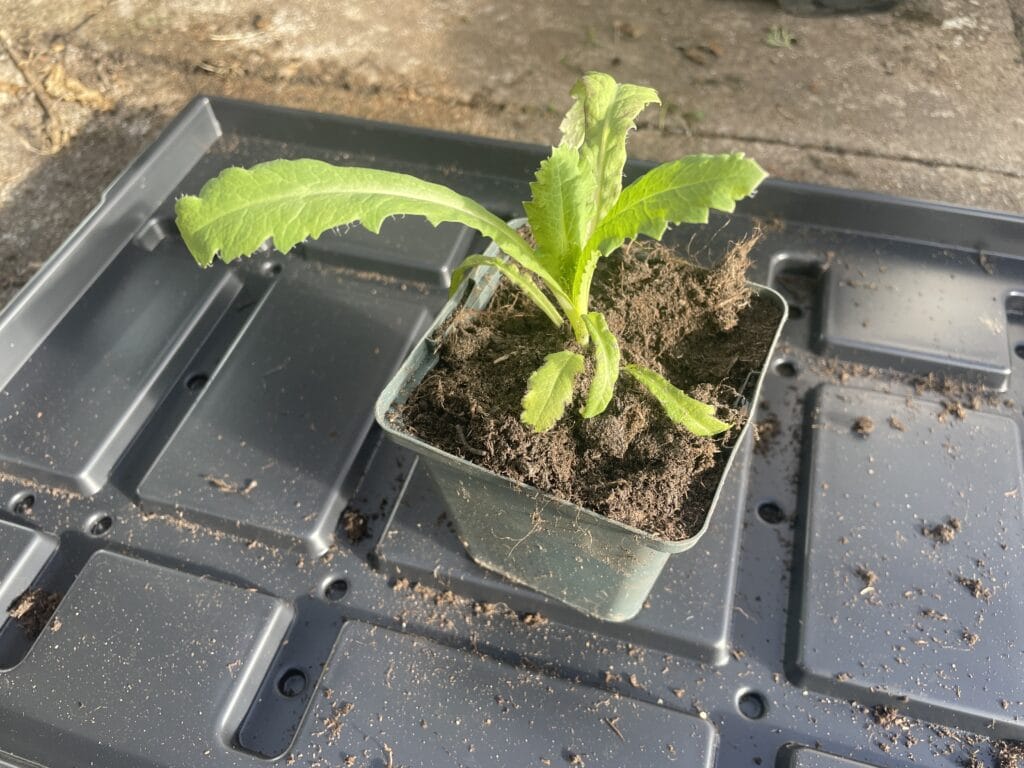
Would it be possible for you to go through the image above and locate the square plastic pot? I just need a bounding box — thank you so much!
[375,225,788,622]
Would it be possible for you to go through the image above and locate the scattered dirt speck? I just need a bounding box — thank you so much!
[754,414,780,455]
[888,415,906,431]
[855,565,878,593]
[319,702,354,745]
[871,705,908,728]
[852,416,875,436]
[939,400,967,422]
[341,507,368,543]
[996,741,1024,768]
[923,517,962,543]
[957,575,992,601]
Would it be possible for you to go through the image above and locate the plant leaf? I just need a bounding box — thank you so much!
[174,158,551,282]
[521,350,585,432]
[522,144,595,294]
[586,153,767,260]
[449,255,563,329]
[580,312,620,418]
[623,364,730,437]
[558,72,660,232]
[574,153,767,314]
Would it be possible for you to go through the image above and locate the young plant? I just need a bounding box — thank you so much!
[175,72,766,435]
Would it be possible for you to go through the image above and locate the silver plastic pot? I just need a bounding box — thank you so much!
[375,224,787,621]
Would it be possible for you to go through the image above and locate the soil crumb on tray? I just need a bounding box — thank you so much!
[852,416,875,436]
[997,741,1024,768]
[398,235,783,540]
[341,506,368,543]
[957,575,992,601]
[7,587,62,638]
[871,705,908,728]
[922,517,961,543]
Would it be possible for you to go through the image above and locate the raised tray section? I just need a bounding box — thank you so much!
[0,242,241,494]
[0,550,291,768]
[820,242,1012,386]
[374,438,752,665]
[790,384,1024,738]
[138,263,431,554]
[289,620,716,767]
[784,746,882,768]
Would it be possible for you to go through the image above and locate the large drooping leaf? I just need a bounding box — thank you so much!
[572,153,767,314]
[558,72,659,233]
[449,255,563,328]
[522,144,595,294]
[175,159,555,286]
[580,312,620,418]
[521,350,585,432]
[585,153,767,260]
[623,364,730,437]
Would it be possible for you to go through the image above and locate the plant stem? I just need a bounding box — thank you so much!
[567,308,590,347]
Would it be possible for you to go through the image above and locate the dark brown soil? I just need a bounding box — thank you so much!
[341,507,368,543]
[957,576,992,601]
[923,517,961,543]
[997,741,1024,768]
[397,234,782,540]
[7,587,61,638]
[872,705,908,728]
[856,566,879,592]
[852,416,875,436]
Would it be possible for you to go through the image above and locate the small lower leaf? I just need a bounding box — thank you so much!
[580,312,620,418]
[522,351,585,432]
[623,364,730,437]
[450,255,563,329]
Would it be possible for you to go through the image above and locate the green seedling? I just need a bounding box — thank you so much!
[175,72,766,435]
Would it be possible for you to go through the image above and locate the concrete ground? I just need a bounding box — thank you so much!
[1,0,1022,308]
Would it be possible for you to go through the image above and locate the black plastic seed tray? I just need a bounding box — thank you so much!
[1,96,1023,768]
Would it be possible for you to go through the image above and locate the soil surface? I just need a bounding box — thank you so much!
[398,235,783,541]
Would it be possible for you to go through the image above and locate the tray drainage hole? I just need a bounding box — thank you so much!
[185,373,209,393]
[1015,343,1024,360]
[87,514,113,536]
[738,690,767,720]
[774,359,798,378]
[9,491,34,515]
[322,577,348,601]
[277,668,307,698]
[757,502,785,524]
[261,261,282,277]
